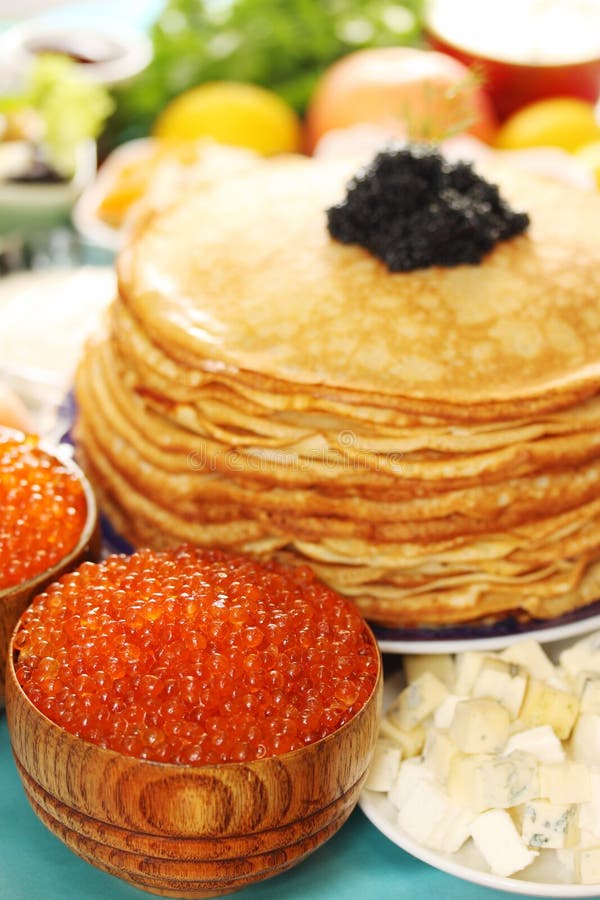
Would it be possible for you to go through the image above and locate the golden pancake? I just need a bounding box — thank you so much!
[117,156,600,413]
[76,352,600,559]
[79,340,600,533]
[74,150,600,627]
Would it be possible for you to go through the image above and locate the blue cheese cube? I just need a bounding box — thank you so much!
[364,739,402,792]
[519,678,579,739]
[521,800,579,849]
[448,751,538,813]
[470,809,538,876]
[538,761,591,804]
[505,725,565,763]
[499,639,557,682]
[471,657,528,719]
[388,671,448,731]
[448,698,510,754]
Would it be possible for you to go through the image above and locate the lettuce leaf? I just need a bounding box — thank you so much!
[108,0,424,146]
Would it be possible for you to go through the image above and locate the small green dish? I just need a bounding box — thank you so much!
[0,139,96,237]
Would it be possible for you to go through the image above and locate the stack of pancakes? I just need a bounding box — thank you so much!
[75,153,600,627]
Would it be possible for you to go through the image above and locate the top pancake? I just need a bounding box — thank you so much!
[117,153,600,411]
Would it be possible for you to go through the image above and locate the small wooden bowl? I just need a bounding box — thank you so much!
[0,447,100,706]
[5,629,382,898]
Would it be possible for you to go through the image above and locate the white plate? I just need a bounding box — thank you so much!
[360,661,600,896]
[359,790,599,898]
[360,643,600,896]
[72,139,155,251]
[373,607,600,655]
[0,266,115,437]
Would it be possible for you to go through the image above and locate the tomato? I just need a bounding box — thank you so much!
[304,47,498,153]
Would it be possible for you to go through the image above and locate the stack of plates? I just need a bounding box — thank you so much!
[74,153,600,628]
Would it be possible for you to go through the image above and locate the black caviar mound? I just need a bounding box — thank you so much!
[326,144,530,272]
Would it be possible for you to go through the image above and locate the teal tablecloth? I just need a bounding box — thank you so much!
[0,713,550,900]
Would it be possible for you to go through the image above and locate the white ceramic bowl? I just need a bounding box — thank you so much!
[0,139,97,237]
[0,20,152,87]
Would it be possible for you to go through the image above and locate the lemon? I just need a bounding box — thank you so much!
[495,97,600,153]
[152,82,302,156]
[576,139,600,189]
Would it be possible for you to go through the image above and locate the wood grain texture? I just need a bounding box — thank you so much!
[0,459,100,706]
[5,632,381,898]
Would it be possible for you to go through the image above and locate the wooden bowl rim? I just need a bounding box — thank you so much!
[7,618,382,776]
[0,437,98,603]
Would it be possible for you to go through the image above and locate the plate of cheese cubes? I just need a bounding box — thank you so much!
[360,632,600,895]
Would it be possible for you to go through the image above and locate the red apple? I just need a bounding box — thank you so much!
[304,47,498,153]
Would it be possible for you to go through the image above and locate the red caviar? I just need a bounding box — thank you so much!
[14,546,379,765]
[0,431,88,591]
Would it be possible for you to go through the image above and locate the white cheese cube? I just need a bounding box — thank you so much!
[448,698,510,754]
[403,653,455,689]
[521,800,579,849]
[470,809,538,877]
[547,667,573,693]
[388,671,448,730]
[472,657,528,719]
[539,761,591,804]
[577,672,600,714]
[556,848,577,880]
[580,828,600,849]
[426,801,477,854]
[571,714,600,765]
[579,770,600,838]
[519,678,579,740]
[560,631,600,680]
[500,640,556,682]
[505,725,565,763]
[396,776,475,853]
[448,754,489,811]
[448,751,538,813]
[433,693,468,730]
[578,847,600,883]
[423,730,459,782]
[454,651,486,695]
[379,717,425,758]
[364,739,402,792]
[388,758,433,811]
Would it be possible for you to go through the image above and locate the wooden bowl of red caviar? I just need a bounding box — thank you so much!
[0,429,100,706]
[5,546,382,898]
